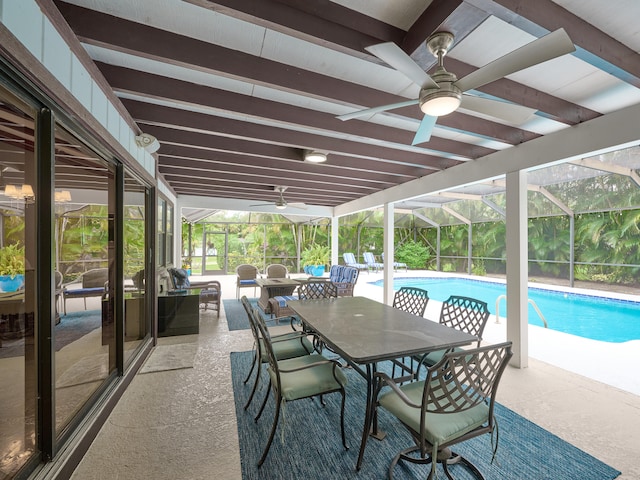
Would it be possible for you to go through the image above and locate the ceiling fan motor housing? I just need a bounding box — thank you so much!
[419,67,461,115]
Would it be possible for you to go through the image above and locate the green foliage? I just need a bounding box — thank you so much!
[471,260,486,276]
[395,240,430,269]
[301,243,330,266]
[0,243,25,277]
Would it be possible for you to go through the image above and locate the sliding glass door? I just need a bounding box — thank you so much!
[0,78,39,479]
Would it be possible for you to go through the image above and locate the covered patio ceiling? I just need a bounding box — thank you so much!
[51,0,640,217]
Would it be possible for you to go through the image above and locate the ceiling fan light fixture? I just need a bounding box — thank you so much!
[303,150,327,163]
[275,203,287,210]
[419,88,462,116]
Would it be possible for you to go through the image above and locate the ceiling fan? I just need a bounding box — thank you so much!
[250,186,308,210]
[338,28,576,145]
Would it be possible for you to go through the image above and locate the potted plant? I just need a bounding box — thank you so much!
[301,243,330,276]
[0,243,26,292]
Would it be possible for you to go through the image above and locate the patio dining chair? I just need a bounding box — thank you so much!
[266,263,288,279]
[240,296,313,410]
[420,295,490,370]
[391,287,429,382]
[297,279,339,299]
[392,287,429,317]
[236,264,259,299]
[376,341,513,480]
[253,307,348,467]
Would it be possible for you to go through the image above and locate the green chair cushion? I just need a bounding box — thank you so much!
[420,346,466,367]
[268,354,347,401]
[260,334,312,362]
[379,380,489,446]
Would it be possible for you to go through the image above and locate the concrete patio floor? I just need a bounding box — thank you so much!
[69,271,640,480]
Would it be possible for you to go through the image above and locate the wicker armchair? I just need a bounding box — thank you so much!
[236,264,259,299]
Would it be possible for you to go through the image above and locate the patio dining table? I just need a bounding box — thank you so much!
[288,296,477,470]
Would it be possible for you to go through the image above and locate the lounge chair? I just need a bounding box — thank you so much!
[363,252,383,272]
[381,252,408,271]
[342,252,367,272]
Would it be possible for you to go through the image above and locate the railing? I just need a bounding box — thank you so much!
[495,295,548,328]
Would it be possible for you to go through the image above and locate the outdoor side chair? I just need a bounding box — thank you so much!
[253,307,348,467]
[420,295,490,370]
[391,287,429,382]
[376,342,513,480]
[240,296,313,411]
[297,279,339,299]
[265,263,288,279]
[267,279,339,330]
[168,267,222,316]
[236,264,259,299]
[392,287,429,317]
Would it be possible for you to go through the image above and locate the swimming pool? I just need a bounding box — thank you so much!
[370,277,640,343]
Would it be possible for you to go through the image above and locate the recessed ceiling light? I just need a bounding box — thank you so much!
[303,150,327,163]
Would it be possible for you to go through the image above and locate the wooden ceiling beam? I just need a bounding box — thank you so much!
[477,0,640,87]
[98,63,495,158]
[58,1,550,144]
[159,144,405,187]
[121,98,459,170]
[142,124,428,179]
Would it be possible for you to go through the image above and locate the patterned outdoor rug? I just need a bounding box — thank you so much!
[223,298,295,331]
[230,350,621,480]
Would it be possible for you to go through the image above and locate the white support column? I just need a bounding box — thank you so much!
[505,170,528,368]
[383,202,394,305]
[331,216,339,268]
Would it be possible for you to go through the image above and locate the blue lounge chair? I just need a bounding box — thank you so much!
[381,252,408,271]
[342,252,367,272]
[363,252,383,272]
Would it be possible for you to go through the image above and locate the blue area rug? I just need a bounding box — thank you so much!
[223,298,297,331]
[0,309,102,359]
[231,350,620,480]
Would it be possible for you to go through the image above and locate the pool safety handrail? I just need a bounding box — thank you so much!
[495,295,548,328]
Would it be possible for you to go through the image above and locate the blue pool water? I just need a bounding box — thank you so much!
[371,277,640,343]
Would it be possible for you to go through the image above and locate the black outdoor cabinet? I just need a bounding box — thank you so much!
[157,292,199,337]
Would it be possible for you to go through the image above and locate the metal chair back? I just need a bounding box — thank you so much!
[392,286,429,317]
[297,280,338,299]
[439,295,490,345]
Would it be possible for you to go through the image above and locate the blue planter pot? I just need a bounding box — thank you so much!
[0,274,24,293]
[310,265,325,276]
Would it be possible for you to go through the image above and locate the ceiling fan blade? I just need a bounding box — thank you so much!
[337,99,419,121]
[455,28,575,92]
[411,115,437,145]
[288,203,308,210]
[366,42,439,90]
[460,95,537,124]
